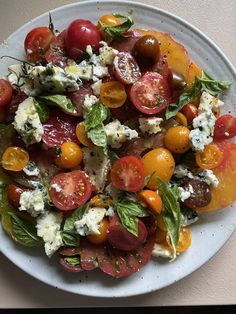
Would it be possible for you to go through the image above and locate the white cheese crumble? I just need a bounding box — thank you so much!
[50,183,62,193]
[139,117,163,134]
[105,206,116,217]
[104,119,139,148]
[8,64,33,95]
[74,207,106,236]
[99,41,118,65]
[19,189,45,217]
[198,169,219,187]
[82,146,111,192]
[23,161,40,176]
[83,94,99,116]
[174,164,194,179]
[36,211,63,257]
[178,185,194,202]
[152,243,172,258]
[91,79,102,96]
[13,97,44,145]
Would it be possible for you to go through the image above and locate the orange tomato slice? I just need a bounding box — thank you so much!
[76,122,93,148]
[139,190,163,214]
[167,227,192,253]
[100,81,127,108]
[1,146,29,171]
[196,144,223,170]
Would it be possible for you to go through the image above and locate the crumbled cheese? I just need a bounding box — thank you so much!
[50,183,62,193]
[139,117,163,134]
[99,41,118,65]
[36,211,63,257]
[106,206,116,217]
[152,243,172,258]
[91,79,102,96]
[178,185,194,202]
[174,164,194,179]
[7,63,33,95]
[92,65,109,81]
[104,119,139,148]
[83,146,111,192]
[86,45,93,57]
[74,207,106,236]
[199,169,219,187]
[13,97,44,145]
[200,92,224,111]
[23,161,40,176]
[83,94,99,116]
[19,189,45,217]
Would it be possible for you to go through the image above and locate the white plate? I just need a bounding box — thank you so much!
[0,0,236,298]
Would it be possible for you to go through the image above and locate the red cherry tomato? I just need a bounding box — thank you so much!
[49,170,92,211]
[24,27,55,63]
[65,19,101,61]
[214,114,236,140]
[129,72,171,115]
[0,79,13,107]
[45,30,68,68]
[7,184,27,208]
[110,156,145,192]
[181,103,198,124]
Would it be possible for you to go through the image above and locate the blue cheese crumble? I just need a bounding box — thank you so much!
[83,94,99,116]
[178,184,194,202]
[23,161,40,176]
[139,117,163,134]
[19,189,45,217]
[8,63,33,95]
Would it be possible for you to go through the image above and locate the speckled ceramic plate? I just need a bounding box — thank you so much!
[0,0,236,298]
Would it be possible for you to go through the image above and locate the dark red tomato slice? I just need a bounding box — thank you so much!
[65,19,101,61]
[111,30,142,53]
[45,30,68,68]
[7,184,27,208]
[130,72,171,115]
[107,215,147,251]
[110,156,145,192]
[67,86,93,117]
[110,100,139,123]
[0,79,13,107]
[147,55,171,82]
[7,90,27,114]
[181,179,211,209]
[118,138,146,158]
[113,52,141,85]
[181,103,198,124]
[49,170,92,211]
[42,110,78,147]
[214,114,236,140]
[24,27,55,63]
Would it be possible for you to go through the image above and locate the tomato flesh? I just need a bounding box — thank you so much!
[49,170,92,211]
[45,30,68,68]
[0,79,13,107]
[130,72,171,115]
[110,156,145,192]
[214,114,236,140]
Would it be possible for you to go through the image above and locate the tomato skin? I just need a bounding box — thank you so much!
[24,27,54,63]
[164,125,191,154]
[7,184,27,208]
[98,14,121,27]
[55,142,83,169]
[100,81,127,108]
[138,190,162,214]
[181,103,198,124]
[1,147,29,172]
[196,144,223,170]
[65,19,101,61]
[0,79,13,107]
[214,114,236,140]
[130,72,171,115]
[110,156,145,192]
[45,30,68,68]
[87,218,109,244]
[76,122,93,148]
[49,170,92,211]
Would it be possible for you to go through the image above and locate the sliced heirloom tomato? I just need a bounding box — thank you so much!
[100,81,127,108]
[130,72,171,115]
[110,156,145,192]
[0,79,13,107]
[45,30,68,68]
[24,26,55,63]
[214,114,236,140]
[49,170,92,211]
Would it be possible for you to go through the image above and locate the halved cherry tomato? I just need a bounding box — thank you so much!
[110,156,145,192]
[87,218,109,244]
[113,52,141,85]
[196,144,223,170]
[139,190,162,214]
[214,114,236,140]
[164,125,191,154]
[181,103,198,124]
[7,184,27,208]
[76,122,93,147]
[90,194,112,208]
[24,26,54,63]
[100,81,127,108]
[49,170,92,211]
[175,112,188,126]
[130,72,171,115]
[55,141,83,169]
[1,147,29,172]
[0,79,13,107]
[167,227,192,253]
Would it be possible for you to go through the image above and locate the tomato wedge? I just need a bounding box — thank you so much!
[49,170,92,211]
[196,144,223,170]
[110,156,145,192]
[214,114,236,140]
[129,72,171,115]
[0,79,13,107]
[100,81,127,108]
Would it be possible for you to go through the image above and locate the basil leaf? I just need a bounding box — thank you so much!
[107,148,119,164]
[63,203,89,234]
[61,231,80,247]
[156,177,181,260]
[98,13,134,42]
[34,99,50,123]
[144,171,155,186]
[87,125,107,147]
[64,256,81,266]
[39,95,77,115]
[115,200,149,236]
[166,70,232,119]
[84,102,109,131]
[8,212,43,247]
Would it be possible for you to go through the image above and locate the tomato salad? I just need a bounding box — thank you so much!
[0,13,235,278]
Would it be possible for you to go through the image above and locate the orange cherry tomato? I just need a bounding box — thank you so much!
[87,218,109,244]
[175,112,188,127]
[196,144,223,170]
[100,81,127,108]
[156,214,167,231]
[139,190,162,214]
[167,227,192,253]
[164,125,191,154]
[181,103,198,124]
[90,194,112,208]
[155,228,168,244]
[1,147,29,171]
[98,14,121,39]
[76,122,93,148]
[55,141,83,169]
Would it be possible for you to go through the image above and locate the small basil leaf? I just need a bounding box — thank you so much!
[84,102,109,131]
[64,256,81,266]
[40,95,77,115]
[34,99,50,123]
[61,231,80,247]
[87,125,107,147]
[63,203,89,234]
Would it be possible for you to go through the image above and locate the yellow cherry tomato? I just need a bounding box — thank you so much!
[167,227,192,253]
[156,214,167,231]
[55,142,83,169]
[142,148,175,190]
[196,144,223,170]
[87,218,109,244]
[164,125,191,154]
[175,112,188,126]
[155,227,168,244]
[76,122,93,148]
[139,190,162,214]
[90,194,112,208]
[1,146,29,171]
[98,14,121,39]
[100,81,127,108]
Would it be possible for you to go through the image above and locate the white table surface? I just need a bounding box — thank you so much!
[0,0,235,308]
